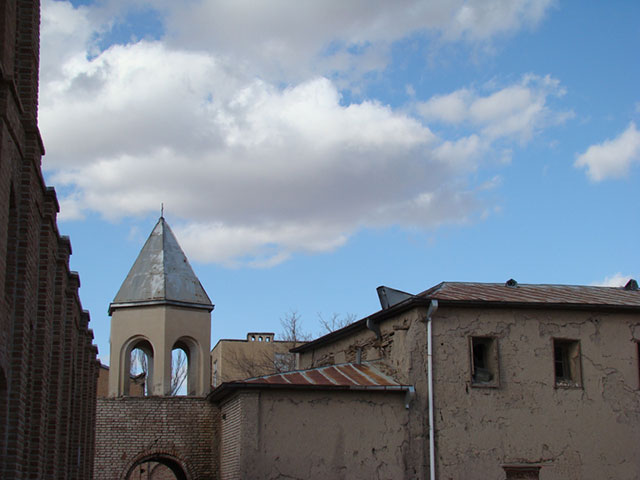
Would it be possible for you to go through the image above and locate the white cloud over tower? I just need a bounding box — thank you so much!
[40,0,567,266]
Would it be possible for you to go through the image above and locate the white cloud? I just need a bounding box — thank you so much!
[59,0,553,83]
[39,0,561,267]
[39,0,94,82]
[592,273,635,288]
[39,31,453,265]
[419,89,472,125]
[417,74,570,142]
[432,134,485,170]
[445,0,552,41]
[574,122,640,181]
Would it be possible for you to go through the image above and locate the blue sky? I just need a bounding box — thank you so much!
[38,0,639,364]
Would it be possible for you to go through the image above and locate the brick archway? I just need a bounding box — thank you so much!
[123,452,191,480]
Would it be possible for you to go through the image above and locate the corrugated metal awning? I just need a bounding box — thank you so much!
[243,361,402,387]
[209,361,412,403]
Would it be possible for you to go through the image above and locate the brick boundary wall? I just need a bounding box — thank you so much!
[95,397,219,480]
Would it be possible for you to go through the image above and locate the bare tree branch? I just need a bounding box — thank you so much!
[224,348,276,380]
[278,310,311,343]
[130,347,188,395]
[170,349,187,396]
[317,312,356,335]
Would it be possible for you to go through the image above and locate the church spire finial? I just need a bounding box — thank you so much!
[161,203,164,218]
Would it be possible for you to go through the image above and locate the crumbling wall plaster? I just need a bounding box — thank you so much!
[298,308,426,374]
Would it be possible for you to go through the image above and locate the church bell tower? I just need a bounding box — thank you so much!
[108,217,213,396]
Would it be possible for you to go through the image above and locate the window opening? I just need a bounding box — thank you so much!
[503,465,541,479]
[470,336,499,387]
[553,339,582,388]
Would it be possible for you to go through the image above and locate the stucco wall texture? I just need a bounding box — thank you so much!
[299,305,640,480]
[219,389,410,480]
[95,397,218,480]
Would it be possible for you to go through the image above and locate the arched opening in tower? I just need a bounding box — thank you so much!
[128,340,154,396]
[170,346,188,396]
[172,337,200,396]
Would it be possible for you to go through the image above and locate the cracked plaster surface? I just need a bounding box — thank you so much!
[235,390,410,480]
[296,305,640,480]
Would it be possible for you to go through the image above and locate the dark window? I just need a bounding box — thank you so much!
[503,465,541,479]
[470,336,499,387]
[553,339,581,388]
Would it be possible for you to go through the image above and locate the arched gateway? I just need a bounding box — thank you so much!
[124,452,191,480]
[94,217,217,480]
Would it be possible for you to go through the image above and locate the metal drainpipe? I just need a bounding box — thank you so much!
[426,299,438,480]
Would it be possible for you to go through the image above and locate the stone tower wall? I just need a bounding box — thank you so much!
[0,0,99,478]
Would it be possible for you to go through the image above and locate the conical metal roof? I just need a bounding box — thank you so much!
[109,217,213,314]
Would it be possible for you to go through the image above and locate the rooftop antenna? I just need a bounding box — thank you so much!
[161,203,164,218]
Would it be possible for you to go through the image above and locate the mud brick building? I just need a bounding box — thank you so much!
[0,1,99,477]
[284,282,640,479]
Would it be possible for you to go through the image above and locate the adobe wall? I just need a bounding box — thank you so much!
[297,305,640,479]
[95,397,218,480]
[218,389,411,480]
[431,306,640,480]
[297,307,430,477]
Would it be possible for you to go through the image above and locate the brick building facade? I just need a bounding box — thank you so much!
[0,1,99,477]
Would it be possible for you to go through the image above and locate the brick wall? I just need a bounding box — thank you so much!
[0,1,99,478]
[219,396,240,480]
[95,397,218,480]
